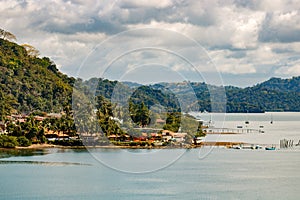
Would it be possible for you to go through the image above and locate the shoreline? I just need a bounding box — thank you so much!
[10,142,247,150]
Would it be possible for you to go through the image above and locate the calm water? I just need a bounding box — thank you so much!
[0,112,299,200]
[0,148,299,200]
[191,112,300,145]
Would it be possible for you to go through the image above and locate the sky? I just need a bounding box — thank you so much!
[1,0,300,87]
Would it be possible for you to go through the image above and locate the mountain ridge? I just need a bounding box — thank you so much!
[1,38,300,116]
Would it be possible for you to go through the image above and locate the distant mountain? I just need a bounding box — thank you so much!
[225,77,300,112]
[253,77,300,93]
[122,81,142,88]
[151,77,300,112]
[81,78,180,112]
[1,37,300,116]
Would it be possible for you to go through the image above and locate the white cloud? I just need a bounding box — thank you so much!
[257,0,300,12]
[1,0,300,86]
[259,10,300,43]
[121,0,173,9]
[275,64,300,76]
[210,50,257,74]
[229,13,265,49]
[247,45,279,66]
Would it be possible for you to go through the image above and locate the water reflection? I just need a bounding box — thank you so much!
[0,148,49,159]
[0,148,92,166]
[56,148,88,154]
[0,160,92,166]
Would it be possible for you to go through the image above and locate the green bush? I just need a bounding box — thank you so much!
[0,135,19,148]
[17,136,31,147]
[40,135,47,144]
[129,141,137,146]
[140,141,147,146]
[51,139,84,146]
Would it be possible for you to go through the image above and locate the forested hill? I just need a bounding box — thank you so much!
[252,77,300,93]
[1,37,300,115]
[0,38,74,118]
[153,77,300,113]
[225,77,300,112]
[83,76,300,113]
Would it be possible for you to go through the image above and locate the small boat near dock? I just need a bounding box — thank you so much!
[265,146,276,150]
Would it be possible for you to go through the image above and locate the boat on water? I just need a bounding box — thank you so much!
[265,146,276,150]
[270,114,273,124]
[245,110,250,124]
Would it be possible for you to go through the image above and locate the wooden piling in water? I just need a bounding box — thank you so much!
[280,139,294,148]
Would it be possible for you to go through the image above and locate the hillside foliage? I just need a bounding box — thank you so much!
[0,38,74,119]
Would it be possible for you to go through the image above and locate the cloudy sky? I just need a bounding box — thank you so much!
[1,0,300,87]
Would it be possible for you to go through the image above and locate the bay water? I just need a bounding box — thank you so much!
[0,112,299,200]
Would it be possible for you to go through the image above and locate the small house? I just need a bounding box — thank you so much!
[173,133,187,142]
[161,130,175,141]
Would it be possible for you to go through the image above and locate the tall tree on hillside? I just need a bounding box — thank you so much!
[21,44,40,57]
[96,95,124,136]
[60,104,76,136]
[0,28,16,41]
[129,101,151,127]
[136,102,151,127]
[163,112,181,132]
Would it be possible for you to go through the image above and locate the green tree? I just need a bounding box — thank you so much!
[37,128,46,143]
[0,135,19,148]
[195,121,205,137]
[95,95,124,136]
[17,136,31,147]
[163,112,181,132]
[129,102,151,127]
[26,126,38,140]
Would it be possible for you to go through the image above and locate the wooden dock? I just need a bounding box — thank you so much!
[203,127,261,134]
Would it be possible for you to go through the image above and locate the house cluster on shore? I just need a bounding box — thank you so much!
[0,114,195,147]
[79,128,191,147]
[108,130,188,145]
